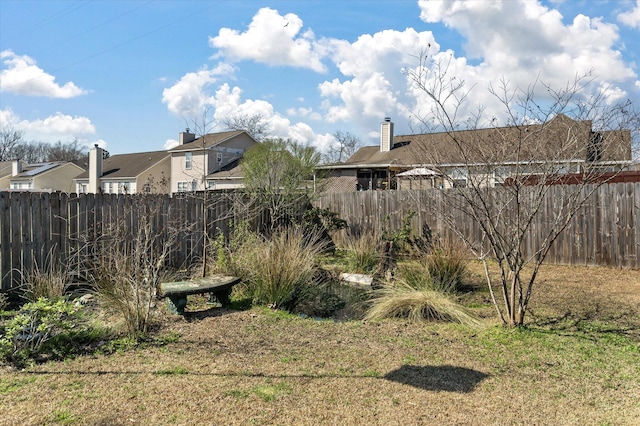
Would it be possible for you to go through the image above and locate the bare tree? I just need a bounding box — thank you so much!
[323,130,363,164]
[222,112,269,141]
[405,51,638,326]
[47,139,87,168]
[0,125,24,161]
[11,141,50,163]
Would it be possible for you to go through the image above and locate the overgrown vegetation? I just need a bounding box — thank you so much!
[0,298,86,368]
[20,251,70,301]
[232,227,324,310]
[88,196,180,338]
[341,231,381,274]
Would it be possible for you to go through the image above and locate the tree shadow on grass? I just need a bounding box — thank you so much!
[384,365,489,393]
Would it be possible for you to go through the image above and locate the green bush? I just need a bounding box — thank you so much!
[0,298,85,368]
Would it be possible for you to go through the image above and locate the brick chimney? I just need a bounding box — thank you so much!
[179,128,196,145]
[380,117,394,152]
[88,144,103,193]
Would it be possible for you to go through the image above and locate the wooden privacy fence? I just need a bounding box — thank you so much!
[0,192,259,291]
[2,183,638,290]
[314,182,640,269]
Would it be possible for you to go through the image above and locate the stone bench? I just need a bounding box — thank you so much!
[159,275,241,314]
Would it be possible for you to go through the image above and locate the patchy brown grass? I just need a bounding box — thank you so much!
[1,263,639,425]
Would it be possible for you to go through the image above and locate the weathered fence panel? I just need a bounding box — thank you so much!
[314,182,640,269]
[0,192,262,291]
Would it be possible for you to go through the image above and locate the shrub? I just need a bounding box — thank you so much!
[364,281,481,326]
[88,197,179,338]
[0,298,84,368]
[213,221,264,278]
[234,227,323,310]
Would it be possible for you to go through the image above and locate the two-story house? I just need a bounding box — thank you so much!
[168,129,258,192]
[320,116,632,192]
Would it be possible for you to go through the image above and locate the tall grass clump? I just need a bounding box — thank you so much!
[364,281,481,326]
[342,231,381,274]
[234,227,323,310]
[20,249,70,301]
[426,238,469,293]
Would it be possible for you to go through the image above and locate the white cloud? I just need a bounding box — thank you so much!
[210,84,321,145]
[164,139,179,150]
[1,108,96,145]
[161,63,234,117]
[286,106,322,120]
[401,0,640,126]
[209,7,328,72]
[0,50,87,98]
[618,0,640,28]
[318,28,436,127]
[416,0,636,90]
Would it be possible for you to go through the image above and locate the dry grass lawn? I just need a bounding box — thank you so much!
[1,263,639,425]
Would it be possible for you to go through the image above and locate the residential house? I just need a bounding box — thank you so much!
[320,116,632,192]
[168,129,258,192]
[74,145,171,194]
[0,160,84,192]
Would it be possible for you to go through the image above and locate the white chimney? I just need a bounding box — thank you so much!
[88,144,103,193]
[179,128,196,145]
[380,117,394,152]
[12,160,23,176]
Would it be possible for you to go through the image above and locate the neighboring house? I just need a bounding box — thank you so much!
[320,116,632,192]
[0,160,26,189]
[168,129,258,192]
[74,145,171,194]
[0,160,84,192]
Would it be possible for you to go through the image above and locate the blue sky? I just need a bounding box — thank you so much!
[1,0,639,155]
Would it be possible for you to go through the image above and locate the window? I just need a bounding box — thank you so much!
[185,152,192,170]
[177,181,189,192]
[11,182,31,190]
[117,181,130,194]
